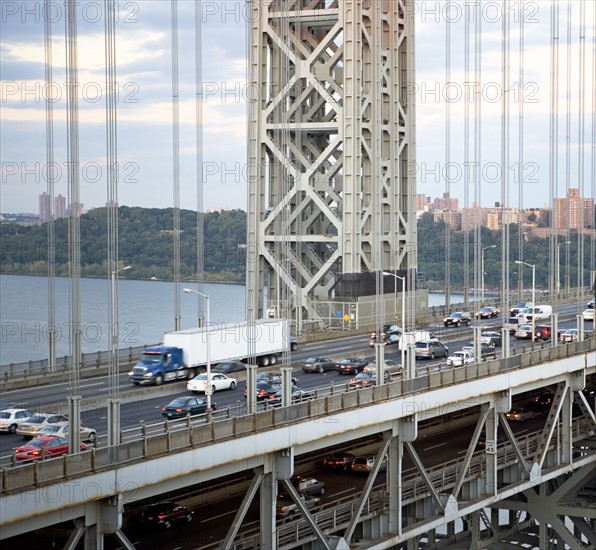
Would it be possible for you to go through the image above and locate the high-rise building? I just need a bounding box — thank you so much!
[553,187,595,232]
[55,194,66,219]
[39,192,51,223]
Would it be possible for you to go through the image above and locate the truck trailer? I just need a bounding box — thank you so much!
[129,319,290,385]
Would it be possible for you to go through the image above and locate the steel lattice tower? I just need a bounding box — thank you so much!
[246,0,417,329]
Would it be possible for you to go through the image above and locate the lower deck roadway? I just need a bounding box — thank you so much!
[1,341,595,548]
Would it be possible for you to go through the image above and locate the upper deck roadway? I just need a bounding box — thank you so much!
[1,337,595,549]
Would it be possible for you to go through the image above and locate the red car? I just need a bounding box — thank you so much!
[14,435,86,461]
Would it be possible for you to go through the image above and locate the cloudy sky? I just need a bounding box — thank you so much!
[1,0,594,214]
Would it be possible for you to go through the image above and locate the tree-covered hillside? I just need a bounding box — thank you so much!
[1,208,592,289]
[0,207,247,282]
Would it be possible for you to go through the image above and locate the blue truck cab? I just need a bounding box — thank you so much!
[128,346,190,385]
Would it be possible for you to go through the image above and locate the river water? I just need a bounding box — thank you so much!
[0,274,461,365]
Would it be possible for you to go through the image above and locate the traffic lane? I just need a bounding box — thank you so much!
[2,308,584,414]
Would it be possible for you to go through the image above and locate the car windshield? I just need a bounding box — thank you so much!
[194,374,208,381]
[305,357,319,363]
[27,439,50,448]
[25,416,47,424]
[141,353,163,363]
[167,398,188,407]
[39,425,60,433]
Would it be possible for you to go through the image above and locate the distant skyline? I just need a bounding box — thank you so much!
[1,1,594,213]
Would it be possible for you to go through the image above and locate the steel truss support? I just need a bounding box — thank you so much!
[62,496,134,550]
[246,0,416,328]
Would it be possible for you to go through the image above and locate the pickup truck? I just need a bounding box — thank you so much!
[276,493,320,519]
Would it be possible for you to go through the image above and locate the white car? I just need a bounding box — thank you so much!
[0,408,33,434]
[582,308,594,322]
[447,350,475,367]
[187,373,237,393]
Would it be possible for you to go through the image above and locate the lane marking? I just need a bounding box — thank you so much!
[424,442,447,451]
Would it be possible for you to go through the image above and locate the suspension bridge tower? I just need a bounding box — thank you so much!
[246,0,418,332]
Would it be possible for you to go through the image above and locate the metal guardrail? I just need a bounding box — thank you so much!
[0,345,151,378]
[1,339,594,495]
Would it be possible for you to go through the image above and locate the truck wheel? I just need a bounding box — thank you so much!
[269,355,277,365]
[261,356,270,367]
[187,368,196,379]
[154,374,164,386]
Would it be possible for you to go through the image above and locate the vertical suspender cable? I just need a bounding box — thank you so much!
[64,0,82,453]
[564,1,572,296]
[195,0,205,323]
[589,4,596,288]
[172,0,181,331]
[500,0,510,319]
[444,3,451,311]
[474,3,482,310]
[576,0,586,297]
[517,0,525,302]
[105,0,120,446]
[549,2,560,295]
[463,3,470,309]
[44,0,56,371]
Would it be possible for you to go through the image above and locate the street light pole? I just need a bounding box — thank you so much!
[481,245,496,304]
[556,240,571,296]
[183,288,211,413]
[383,272,406,374]
[515,260,536,342]
[108,264,131,447]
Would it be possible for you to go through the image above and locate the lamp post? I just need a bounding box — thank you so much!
[108,264,131,447]
[515,260,535,342]
[383,271,406,372]
[556,240,571,296]
[481,245,496,304]
[183,288,212,413]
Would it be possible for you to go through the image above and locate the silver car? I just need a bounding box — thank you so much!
[16,413,69,438]
[414,340,449,360]
[35,423,97,443]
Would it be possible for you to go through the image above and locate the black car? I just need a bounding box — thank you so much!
[443,312,472,327]
[475,306,500,319]
[368,324,401,346]
[348,371,389,388]
[161,396,215,419]
[462,342,497,360]
[211,361,246,374]
[481,331,502,347]
[256,372,298,386]
[335,357,369,375]
[301,357,337,373]
[266,387,315,406]
[322,451,356,471]
[141,501,194,528]
[243,381,282,400]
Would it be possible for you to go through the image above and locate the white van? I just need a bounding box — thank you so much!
[517,305,552,322]
[397,330,438,351]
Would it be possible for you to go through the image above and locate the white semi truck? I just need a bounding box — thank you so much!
[129,319,290,385]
